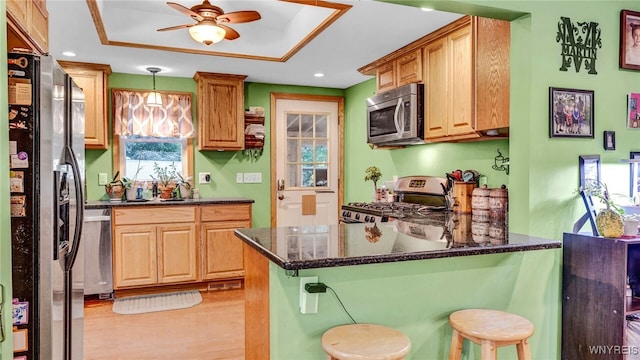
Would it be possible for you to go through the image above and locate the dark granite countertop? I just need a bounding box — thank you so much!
[234,220,561,270]
[85,197,254,209]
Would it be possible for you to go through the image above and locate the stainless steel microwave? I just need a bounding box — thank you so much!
[366,83,424,146]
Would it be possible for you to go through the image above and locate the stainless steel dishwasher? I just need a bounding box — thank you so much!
[78,208,113,298]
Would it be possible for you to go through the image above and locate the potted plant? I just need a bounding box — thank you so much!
[105,171,125,202]
[122,161,143,200]
[175,173,193,199]
[151,162,178,199]
[364,166,382,201]
[583,179,624,238]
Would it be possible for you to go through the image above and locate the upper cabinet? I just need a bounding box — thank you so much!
[7,0,49,54]
[194,72,247,151]
[359,16,510,143]
[58,61,112,150]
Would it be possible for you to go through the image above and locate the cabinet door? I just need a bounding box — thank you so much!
[195,72,246,151]
[6,0,29,30]
[60,63,111,149]
[30,1,48,52]
[113,225,157,288]
[447,25,475,136]
[157,224,198,284]
[474,17,510,131]
[201,220,250,280]
[423,37,448,139]
[396,49,423,87]
[376,62,396,94]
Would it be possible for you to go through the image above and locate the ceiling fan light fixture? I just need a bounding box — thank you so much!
[189,23,226,45]
[146,67,163,107]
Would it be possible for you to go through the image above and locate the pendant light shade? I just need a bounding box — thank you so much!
[188,22,226,46]
[146,67,162,107]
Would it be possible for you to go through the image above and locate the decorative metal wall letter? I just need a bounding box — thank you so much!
[556,17,602,74]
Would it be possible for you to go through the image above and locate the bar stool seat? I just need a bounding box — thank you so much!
[321,323,411,360]
[448,309,534,360]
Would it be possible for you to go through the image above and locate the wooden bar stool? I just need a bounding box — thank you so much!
[321,324,411,360]
[448,309,534,360]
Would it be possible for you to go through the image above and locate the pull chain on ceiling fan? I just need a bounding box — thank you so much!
[157,0,261,45]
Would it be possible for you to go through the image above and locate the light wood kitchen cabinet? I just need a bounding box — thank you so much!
[360,15,510,143]
[200,204,252,280]
[7,0,49,53]
[375,49,422,94]
[194,72,247,151]
[157,224,198,284]
[58,61,112,149]
[112,206,197,289]
[113,224,157,288]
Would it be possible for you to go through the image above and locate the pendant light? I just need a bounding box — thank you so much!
[146,67,162,107]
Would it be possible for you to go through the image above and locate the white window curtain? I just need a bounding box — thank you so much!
[113,90,195,138]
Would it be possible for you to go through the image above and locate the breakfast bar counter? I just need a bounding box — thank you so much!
[234,222,561,359]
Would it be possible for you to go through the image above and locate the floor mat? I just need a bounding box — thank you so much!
[112,290,202,315]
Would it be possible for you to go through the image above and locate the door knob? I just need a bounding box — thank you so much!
[277,179,285,200]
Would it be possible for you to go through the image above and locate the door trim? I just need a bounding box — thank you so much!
[270,93,345,227]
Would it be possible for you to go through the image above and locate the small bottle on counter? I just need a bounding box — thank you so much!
[192,188,200,199]
[152,180,158,199]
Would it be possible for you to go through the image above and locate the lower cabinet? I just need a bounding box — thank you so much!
[112,204,251,290]
[200,204,252,281]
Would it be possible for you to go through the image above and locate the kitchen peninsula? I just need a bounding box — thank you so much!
[235,222,561,359]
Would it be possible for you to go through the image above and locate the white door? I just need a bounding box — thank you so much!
[272,94,343,227]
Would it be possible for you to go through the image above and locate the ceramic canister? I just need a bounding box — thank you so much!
[471,185,490,210]
[489,186,508,220]
[471,221,490,243]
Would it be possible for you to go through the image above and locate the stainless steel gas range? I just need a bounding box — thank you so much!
[341,175,450,224]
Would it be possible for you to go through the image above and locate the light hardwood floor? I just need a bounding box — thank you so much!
[84,289,245,359]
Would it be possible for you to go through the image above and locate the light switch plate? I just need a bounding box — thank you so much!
[243,172,262,183]
[299,276,319,314]
[98,173,108,186]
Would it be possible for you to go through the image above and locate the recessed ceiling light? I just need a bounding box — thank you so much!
[314,73,325,78]
[420,7,434,12]
[62,51,76,57]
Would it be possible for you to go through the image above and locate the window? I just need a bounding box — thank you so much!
[286,112,329,188]
[112,89,195,182]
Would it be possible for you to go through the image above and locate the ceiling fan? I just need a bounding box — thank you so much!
[157,0,261,45]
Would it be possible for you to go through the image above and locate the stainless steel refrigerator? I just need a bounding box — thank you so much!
[9,52,85,360]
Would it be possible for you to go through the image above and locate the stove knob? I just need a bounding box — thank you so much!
[369,217,376,223]
[355,214,360,220]
[364,215,370,222]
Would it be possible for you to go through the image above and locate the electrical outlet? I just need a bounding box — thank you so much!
[243,172,262,183]
[299,276,319,314]
[236,173,244,183]
[199,172,211,184]
[98,173,109,186]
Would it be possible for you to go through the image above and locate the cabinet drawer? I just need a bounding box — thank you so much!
[200,204,251,222]
[113,206,196,225]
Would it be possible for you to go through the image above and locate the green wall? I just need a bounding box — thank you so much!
[1,1,13,357]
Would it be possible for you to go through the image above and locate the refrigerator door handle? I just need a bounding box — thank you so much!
[60,145,84,271]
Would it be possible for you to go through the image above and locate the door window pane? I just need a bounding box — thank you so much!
[285,112,331,189]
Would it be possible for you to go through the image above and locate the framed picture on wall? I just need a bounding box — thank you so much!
[629,92,640,128]
[549,87,594,138]
[579,155,601,189]
[620,10,640,71]
[604,131,616,150]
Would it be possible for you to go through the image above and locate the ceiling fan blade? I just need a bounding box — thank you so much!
[216,10,261,24]
[219,25,240,40]
[167,2,204,22]
[157,24,194,32]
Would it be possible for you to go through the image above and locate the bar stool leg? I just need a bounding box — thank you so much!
[516,339,532,360]
[480,339,497,360]
[448,329,464,360]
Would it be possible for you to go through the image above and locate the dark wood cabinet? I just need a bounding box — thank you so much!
[562,233,640,359]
